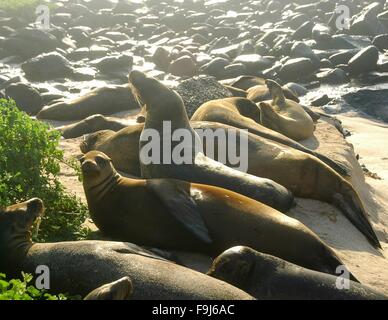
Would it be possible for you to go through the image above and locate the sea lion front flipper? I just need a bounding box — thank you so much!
[147,179,213,245]
[302,106,320,122]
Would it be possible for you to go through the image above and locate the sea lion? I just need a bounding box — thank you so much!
[221,75,300,102]
[128,70,295,212]
[80,150,357,279]
[80,119,380,249]
[0,199,253,300]
[37,85,141,121]
[259,80,315,141]
[191,97,348,176]
[220,75,266,91]
[208,246,387,300]
[222,85,248,97]
[247,84,300,103]
[84,277,133,300]
[57,114,128,139]
[128,71,380,248]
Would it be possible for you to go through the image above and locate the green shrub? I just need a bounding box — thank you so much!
[0,273,68,300]
[0,98,89,242]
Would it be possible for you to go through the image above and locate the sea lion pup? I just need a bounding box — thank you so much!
[208,247,387,300]
[84,277,133,300]
[221,76,299,102]
[259,80,315,141]
[191,97,349,176]
[37,85,141,121]
[128,70,295,212]
[58,114,128,139]
[79,122,380,249]
[0,199,253,300]
[81,150,357,279]
[247,84,300,103]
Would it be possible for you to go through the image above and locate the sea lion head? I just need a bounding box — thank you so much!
[0,198,44,272]
[84,277,133,300]
[265,79,285,104]
[80,151,117,190]
[207,246,255,288]
[128,70,187,121]
[80,130,115,154]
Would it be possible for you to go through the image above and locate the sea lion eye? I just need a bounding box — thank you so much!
[95,156,107,165]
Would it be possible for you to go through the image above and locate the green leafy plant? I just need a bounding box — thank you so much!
[0,98,89,242]
[0,273,68,300]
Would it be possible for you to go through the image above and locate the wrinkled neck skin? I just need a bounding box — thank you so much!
[84,167,121,202]
[0,232,34,276]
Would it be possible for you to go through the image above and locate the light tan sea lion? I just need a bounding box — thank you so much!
[37,85,141,121]
[259,80,315,141]
[191,97,347,176]
[80,151,356,278]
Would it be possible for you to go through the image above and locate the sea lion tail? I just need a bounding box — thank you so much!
[313,152,351,177]
[334,184,381,249]
[324,248,360,283]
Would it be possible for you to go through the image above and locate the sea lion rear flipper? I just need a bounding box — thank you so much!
[147,179,213,245]
[302,106,320,122]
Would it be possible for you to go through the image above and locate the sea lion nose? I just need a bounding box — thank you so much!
[82,160,100,173]
[27,198,44,215]
[129,70,146,85]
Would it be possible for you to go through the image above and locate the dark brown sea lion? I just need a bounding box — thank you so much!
[80,150,357,279]
[84,277,133,300]
[0,199,253,300]
[128,70,295,212]
[37,85,141,121]
[208,246,387,300]
[191,97,347,175]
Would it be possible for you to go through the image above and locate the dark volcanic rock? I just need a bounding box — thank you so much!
[350,2,387,37]
[372,34,388,50]
[175,76,232,117]
[348,45,379,75]
[2,28,60,59]
[22,52,75,81]
[343,89,388,122]
[316,68,349,84]
[278,57,315,81]
[93,54,133,74]
[5,82,43,115]
[200,57,230,78]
